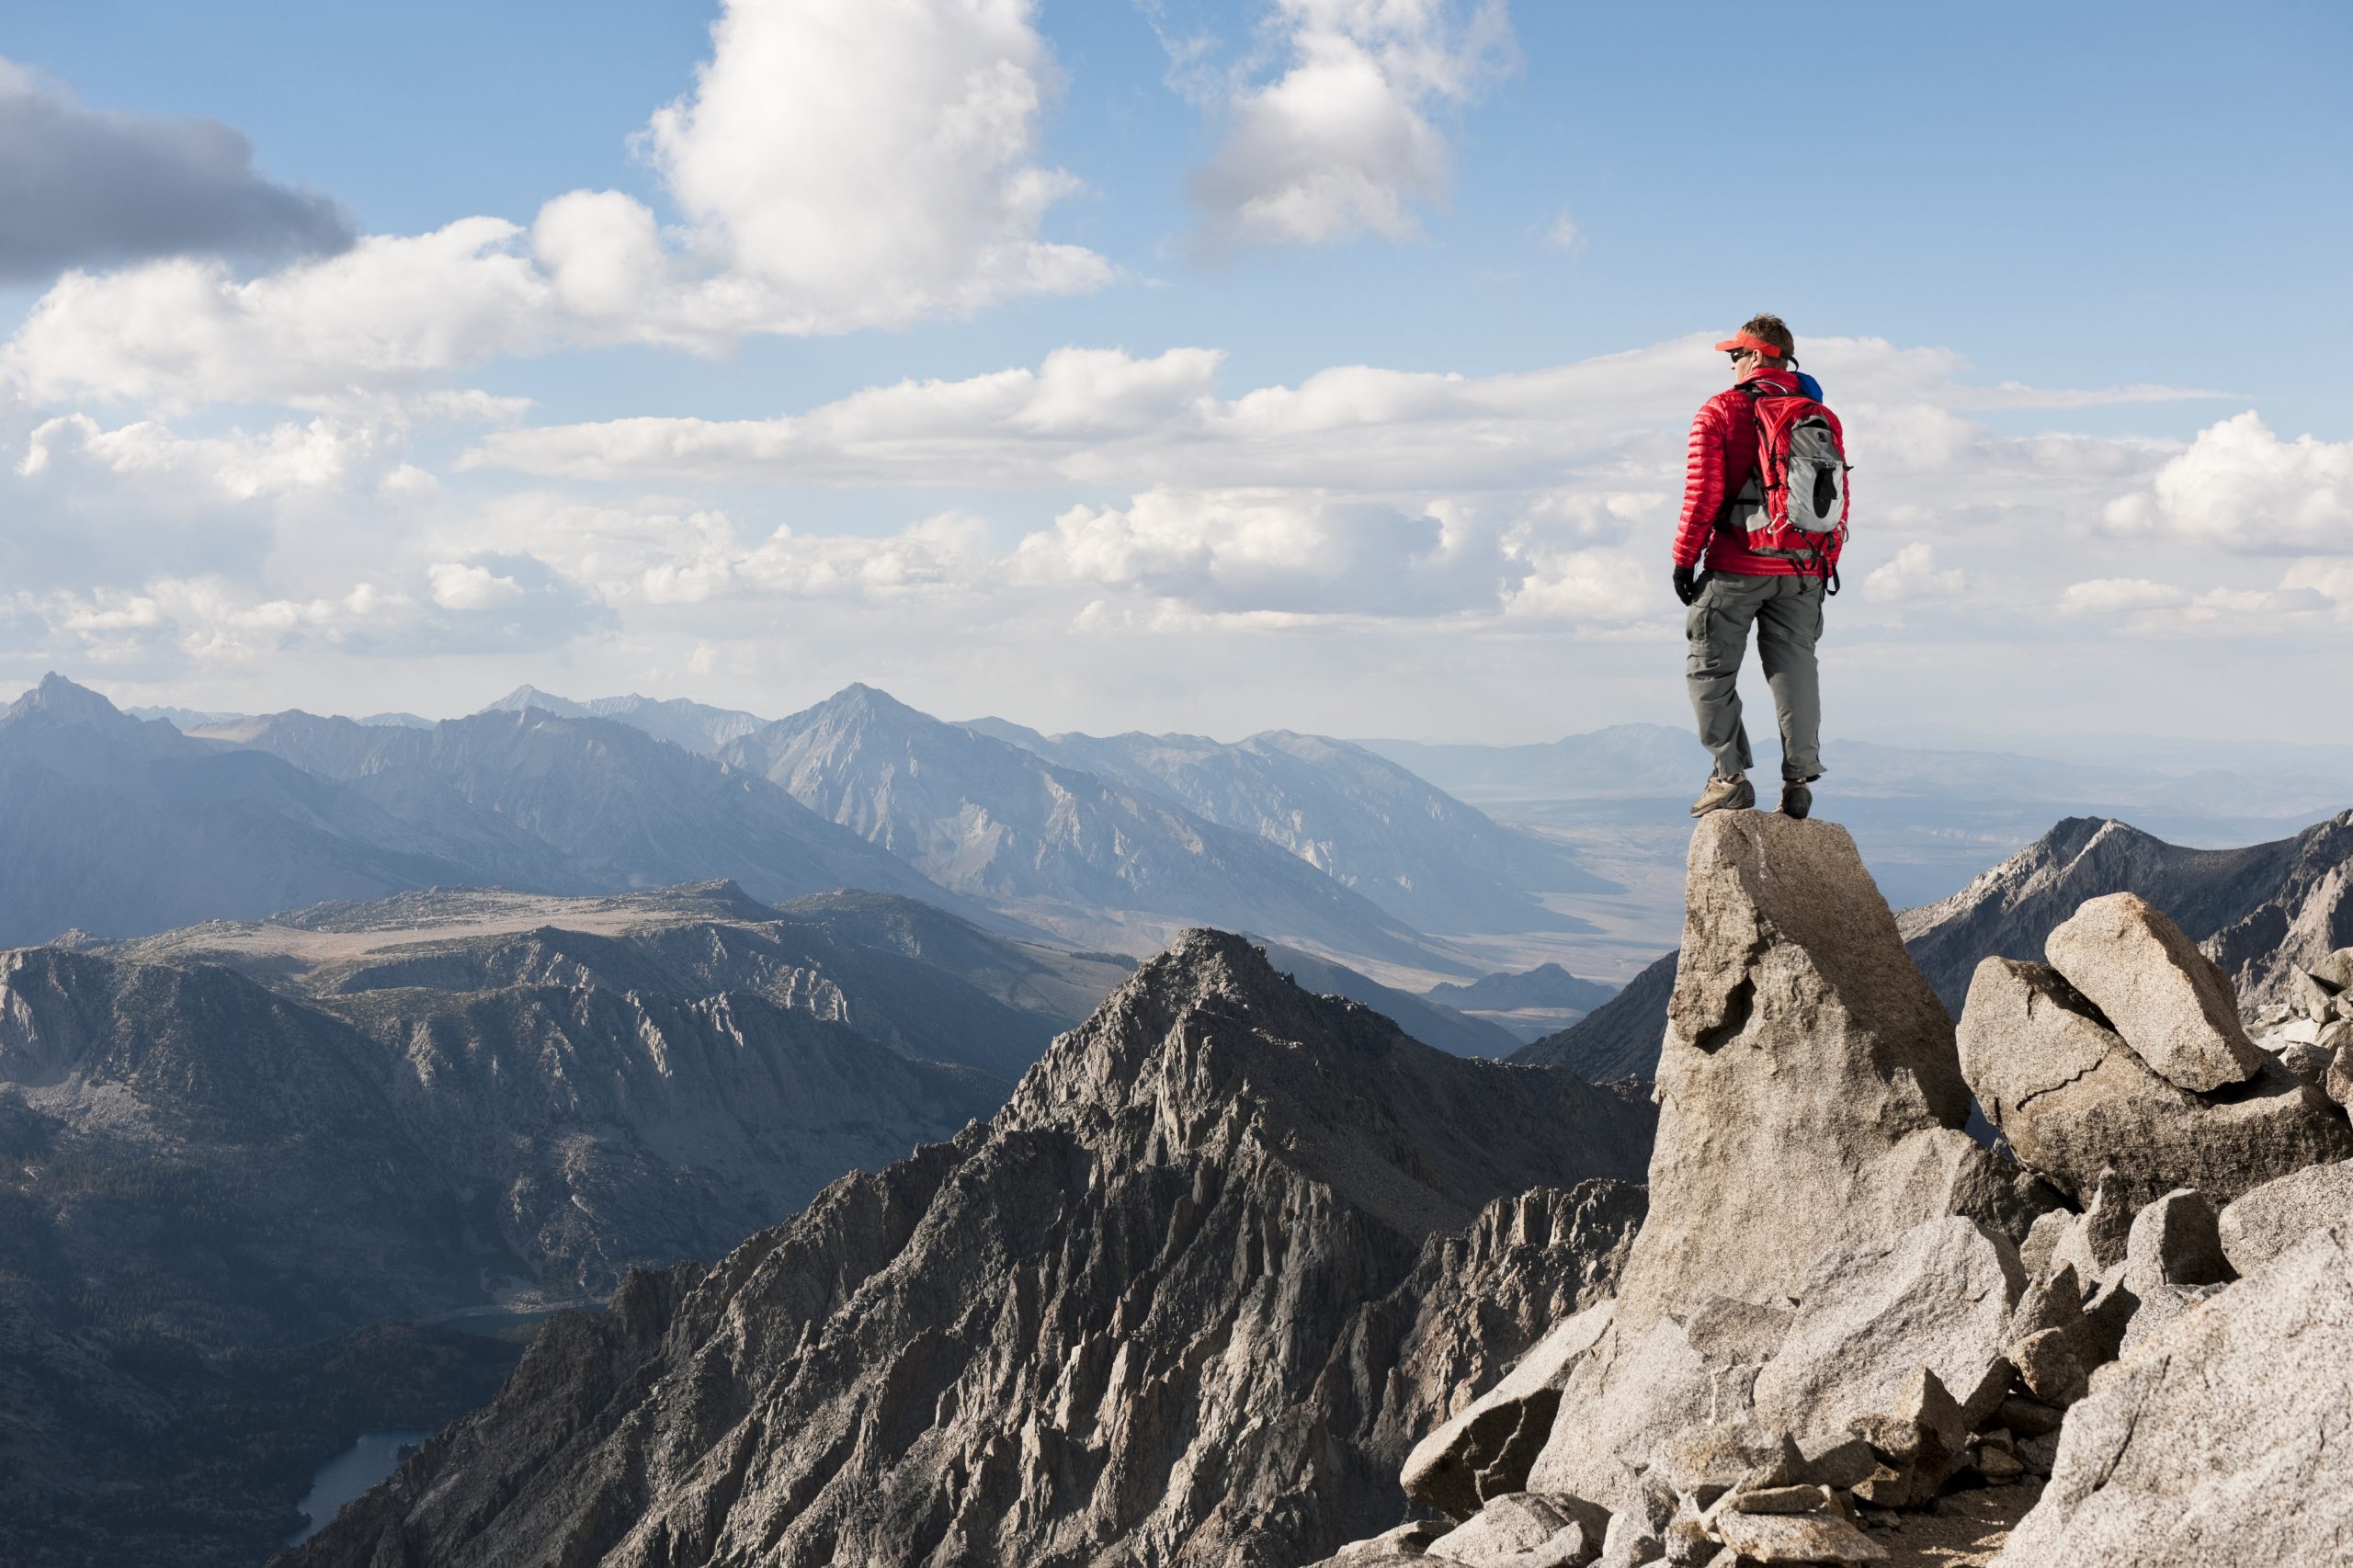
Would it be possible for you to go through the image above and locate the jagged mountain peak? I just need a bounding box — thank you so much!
[6,675,211,775]
[801,680,926,726]
[6,672,165,737]
[479,682,589,717]
[1007,928,1648,1238]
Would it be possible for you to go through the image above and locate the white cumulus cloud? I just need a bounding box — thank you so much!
[3,219,551,413]
[2101,412,2353,554]
[1,0,1110,413]
[18,412,382,499]
[426,562,524,610]
[1862,541,1965,604]
[1191,0,1514,248]
[1015,487,1515,616]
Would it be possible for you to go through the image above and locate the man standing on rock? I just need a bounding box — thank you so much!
[1671,313,1847,820]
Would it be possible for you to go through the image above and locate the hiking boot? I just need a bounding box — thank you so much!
[1689,775,1756,817]
[1780,778,1817,819]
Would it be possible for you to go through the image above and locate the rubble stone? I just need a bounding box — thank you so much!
[1995,1225,2353,1564]
[1404,1302,1616,1518]
[2215,1158,2353,1275]
[1711,1509,1890,1562]
[2120,1187,2232,1297]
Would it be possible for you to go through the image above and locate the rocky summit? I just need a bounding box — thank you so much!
[280,931,1654,1568]
[1317,808,2353,1568]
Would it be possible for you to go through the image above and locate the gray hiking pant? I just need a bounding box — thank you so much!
[1685,570,1825,783]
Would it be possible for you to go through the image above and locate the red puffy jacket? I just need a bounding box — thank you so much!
[1669,366,1847,576]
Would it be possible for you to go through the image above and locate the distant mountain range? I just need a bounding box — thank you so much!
[479,683,766,756]
[192,701,972,915]
[962,717,1617,934]
[493,681,1619,942]
[0,676,576,947]
[0,675,1029,947]
[714,683,1474,972]
[13,676,1649,984]
[1423,960,1621,1043]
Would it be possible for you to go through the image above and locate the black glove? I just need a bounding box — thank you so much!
[1673,565,1699,606]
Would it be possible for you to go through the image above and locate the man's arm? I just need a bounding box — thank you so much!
[1670,399,1730,571]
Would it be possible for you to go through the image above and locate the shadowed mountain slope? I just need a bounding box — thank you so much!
[724,685,1463,971]
[2,898,1027,1568]
[284,931,1654,1568]
[97,882,1129,1083]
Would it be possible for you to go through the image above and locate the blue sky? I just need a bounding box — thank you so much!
[1,0,2347,742]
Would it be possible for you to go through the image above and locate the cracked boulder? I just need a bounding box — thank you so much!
[1957,957,2353,1209]
[2043,892,2267,1092]
[1427,1493,1608,1567]
[1994,1223,2353,1565]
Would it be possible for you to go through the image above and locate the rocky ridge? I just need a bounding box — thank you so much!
[281,932,1655,1568]
[1323,811,2353,1568]
[1902,810,2353,1013]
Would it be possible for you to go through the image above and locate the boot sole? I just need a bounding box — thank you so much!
[1690,783,1757,817]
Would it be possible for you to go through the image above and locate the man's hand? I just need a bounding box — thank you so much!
[1673,565,1699,606]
